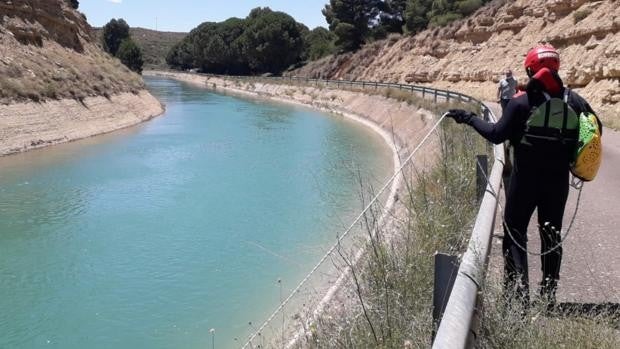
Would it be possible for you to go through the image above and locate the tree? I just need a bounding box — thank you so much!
[195,18,248,74]
[102,19,130,56]
[404,0,432,33]
[322,0,382,52]
[379,0,407,33]
[165,8,308,75]
[166,41,194,70]
[239,9,304,73]
[333,22,360,52]
[303,27,336,61]
[68,0,79,9]
[117,38,144,73]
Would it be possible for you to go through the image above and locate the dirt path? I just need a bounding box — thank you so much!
[486,102,619,303]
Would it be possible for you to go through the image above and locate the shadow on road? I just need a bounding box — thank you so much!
[556,302,620,323]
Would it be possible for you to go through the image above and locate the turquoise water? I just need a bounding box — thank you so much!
[0,78,392,348]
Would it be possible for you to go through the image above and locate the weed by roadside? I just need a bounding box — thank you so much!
[299,112,488,348]
[478,281,620,349]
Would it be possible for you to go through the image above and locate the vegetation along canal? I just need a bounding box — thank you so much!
[0,77,392,348]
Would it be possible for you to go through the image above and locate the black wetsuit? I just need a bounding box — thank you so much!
[465,87,596,299]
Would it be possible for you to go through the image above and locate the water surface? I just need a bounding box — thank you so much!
[0,78,392,348]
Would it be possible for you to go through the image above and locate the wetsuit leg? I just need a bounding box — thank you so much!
[503,170,537,301]
[537,171,569,301]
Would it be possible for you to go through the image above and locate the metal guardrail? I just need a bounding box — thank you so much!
[432,106,504,349]
[197,72,479,109]
[194,71,504,348]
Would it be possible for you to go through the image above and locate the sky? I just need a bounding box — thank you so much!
[80,0,330,32]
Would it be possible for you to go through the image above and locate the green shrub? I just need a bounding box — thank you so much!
[430,12,463,27]
[303,27,336,61]
[457,0,483,16]
[117,38,144,74]
[573,9,593,24]
[43,83,57,99]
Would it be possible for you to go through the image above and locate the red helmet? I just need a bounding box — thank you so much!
[524,44,560,76]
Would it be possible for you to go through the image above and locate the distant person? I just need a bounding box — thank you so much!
[445,44,602,307]
[498,69,518,112]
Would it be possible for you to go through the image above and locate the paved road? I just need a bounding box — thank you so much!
[486,103,619,303]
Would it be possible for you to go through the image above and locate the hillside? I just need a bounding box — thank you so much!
[0,0,146,104]
[292,0,619,128]
[130,27,186,69]
[0,0,163,156]
[92,27,187,69]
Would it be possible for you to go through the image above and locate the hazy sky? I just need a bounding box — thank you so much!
[80,0,330,32]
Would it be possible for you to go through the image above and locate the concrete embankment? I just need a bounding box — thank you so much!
[0,91,164,156]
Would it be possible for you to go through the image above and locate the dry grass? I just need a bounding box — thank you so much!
[0,39,144,104]
[478,282,620,349]
[299,111,489,349]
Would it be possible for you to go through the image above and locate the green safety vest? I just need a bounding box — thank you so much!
[521,89,579,146]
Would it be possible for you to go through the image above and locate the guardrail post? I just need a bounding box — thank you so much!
[434,91,438,104]
[476,155,488,203]
[422,88,426,99]
[432,253,459,341]
[481,106,494,156]
[446,92,451,103]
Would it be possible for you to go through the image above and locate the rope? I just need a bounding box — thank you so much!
[502,187,582,257]
[242,113,448,348]
[476,159,584,257]
[482,166,617,299]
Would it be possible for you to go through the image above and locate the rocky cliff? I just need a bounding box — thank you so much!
[0,0,163,155]
[293,0,619,128]
[0,0,144,103]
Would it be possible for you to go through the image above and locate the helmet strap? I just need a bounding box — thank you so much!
[526,67,534,78]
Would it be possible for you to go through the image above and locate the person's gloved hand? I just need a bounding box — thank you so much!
[446,109,476,124]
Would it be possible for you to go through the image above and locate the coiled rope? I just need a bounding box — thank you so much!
[476,159,584,257]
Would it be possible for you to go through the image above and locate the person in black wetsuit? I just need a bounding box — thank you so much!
[446,44,600,305]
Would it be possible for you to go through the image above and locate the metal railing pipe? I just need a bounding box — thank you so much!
[432,105,504,349]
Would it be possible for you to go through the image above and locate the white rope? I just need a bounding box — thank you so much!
[502,186,582,257]
[242,113,448,348]
[476,159,583,257]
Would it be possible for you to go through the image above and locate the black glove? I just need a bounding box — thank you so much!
[446,109,476,124]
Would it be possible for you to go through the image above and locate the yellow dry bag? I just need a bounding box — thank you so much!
[571,112,602,181]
